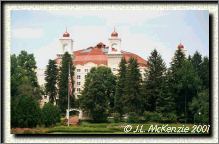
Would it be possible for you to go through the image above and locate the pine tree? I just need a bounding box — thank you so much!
[58,52,75,114]
[174,60,201,122]
[156,71,176,122]
[114,57,127,118]
[168,48,186,120]
[79,67,116,122]
[45,59,58,104]
[191,51,202,77]
[200,57,209,89]
[124,57,142,115]
[142,49,167,112]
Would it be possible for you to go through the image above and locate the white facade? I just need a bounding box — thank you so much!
[38,29,147,108]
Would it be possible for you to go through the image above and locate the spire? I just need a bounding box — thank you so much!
[111,27,118,37]
[63,27,70,37]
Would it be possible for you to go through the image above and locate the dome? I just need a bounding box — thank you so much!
[178,43,184,49]
[63,31,70,37]
[111,31,118,37]
[111,27,118,37]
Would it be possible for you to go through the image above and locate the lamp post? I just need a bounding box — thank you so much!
[198,112,201,124]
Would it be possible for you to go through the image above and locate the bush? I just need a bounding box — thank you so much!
[11,95,41,128]
[161,113,177,123]
[127,112,142,123]
[112,113,121,123]
[143,111,162,123]
[41,103,61,127]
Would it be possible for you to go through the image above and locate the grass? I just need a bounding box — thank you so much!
[11,122,210,134]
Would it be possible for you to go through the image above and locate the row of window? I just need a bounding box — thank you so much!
[77,69,89,72]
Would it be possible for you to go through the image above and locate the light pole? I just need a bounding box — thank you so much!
[198,112,201,124]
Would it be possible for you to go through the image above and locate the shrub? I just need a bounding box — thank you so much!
[127,112,142,123]
[11,95,41,128]
[143,111,162,123]
[161,113,177,123]
[41,103,61,127]
[112,112,121,123]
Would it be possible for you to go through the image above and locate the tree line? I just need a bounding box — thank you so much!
[11,47,209,127]
[79,48,209,124]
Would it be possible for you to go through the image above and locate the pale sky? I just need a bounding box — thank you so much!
[11,10,209,68]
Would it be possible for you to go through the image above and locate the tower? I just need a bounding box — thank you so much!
[59,28,73,55]
[177,42,187,56]
[107,28,123,74]
[108,27,121,54]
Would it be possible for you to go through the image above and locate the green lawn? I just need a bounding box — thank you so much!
[11,122,210,134]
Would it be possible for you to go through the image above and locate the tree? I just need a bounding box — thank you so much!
[114,57,127,118]
[191,51,202,78]
[124,57,142,115]
[200,57,209,89]
[41,102,61,127]
[11,51,41,100]
[174,60,201,122]
[142,49,167,112]
[58,52,75,114]
[189,89,209,124]
[17,51,39,89]
[79,66,116,122]
[11,95,41,128]
[45,59,58,104]
[156,71,176,122]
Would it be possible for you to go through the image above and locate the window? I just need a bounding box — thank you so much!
[77,69,81,72]
[113,68,116,71]
[77,82,81,85]
[44,95,47,99]
[85,69,89,72]
[77,88,81,92]
[77,75,81,79]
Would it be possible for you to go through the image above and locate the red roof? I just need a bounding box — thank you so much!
[178,43,184,49]
[55,42,147,67]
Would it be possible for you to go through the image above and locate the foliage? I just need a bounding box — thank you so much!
[41,102,61,127]
[127,112,142,123]
[11,95,41,128]
[142,49,167,112]
[189,89,209,124]
[58,52,75,114]
[143,111,162,123]
[200,57,209,89]
[175,60,201,122]
[114,57,127,117]
[79,66,116,122]
[45,59,58,104]
[11,51,41,100]
[123,57,142,115]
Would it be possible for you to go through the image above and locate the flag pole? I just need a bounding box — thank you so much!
[67,62,70,127]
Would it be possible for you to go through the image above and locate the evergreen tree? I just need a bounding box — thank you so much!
[114,57,127,118]
[191,51,202,77]
[200,57,209,89]
[45,59,58,104]
[142,49,167,112]
[124,57,142,115]
[168,48,186,120]
[79,67,116,122]
[174,60,201,122]
[58,52,75,114]
[156,71,176,122]
[189,89,209,124]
